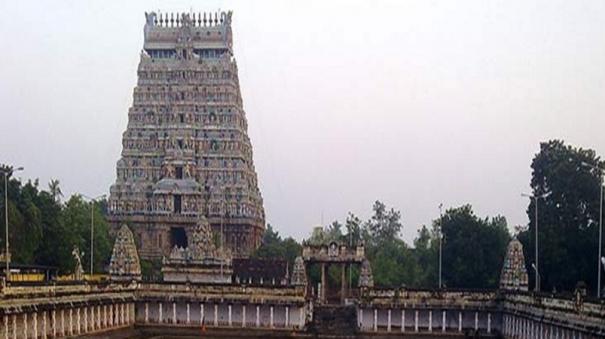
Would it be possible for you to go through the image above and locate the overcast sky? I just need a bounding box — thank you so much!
[1,0,604,242]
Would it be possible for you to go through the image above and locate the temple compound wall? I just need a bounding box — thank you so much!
[134,283,306,330]
[1,282,604,338]
[0,283,137,338]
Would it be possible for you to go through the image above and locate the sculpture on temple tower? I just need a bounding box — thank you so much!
[499,237,529,291]
[109,224,142,282]
[108,10,265,260]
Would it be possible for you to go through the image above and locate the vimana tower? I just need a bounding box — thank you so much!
[108,11,265,259]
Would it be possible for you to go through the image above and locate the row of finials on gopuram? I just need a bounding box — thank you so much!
[107,11,265,260]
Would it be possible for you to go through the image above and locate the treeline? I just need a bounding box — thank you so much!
[255,140,604,294]
[255,201,510,289]
[0,168,111,274]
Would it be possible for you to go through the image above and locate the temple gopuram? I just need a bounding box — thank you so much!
[107,11,265,259]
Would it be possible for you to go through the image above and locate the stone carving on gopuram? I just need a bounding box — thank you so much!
[162,216,233,283]
[499,237,529,291]
[109,224,142,281]
[108,11,265,259]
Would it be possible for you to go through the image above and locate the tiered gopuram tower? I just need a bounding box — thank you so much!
[108,11,265,259]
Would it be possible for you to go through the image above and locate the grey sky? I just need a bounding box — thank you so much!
[1,0,604,242]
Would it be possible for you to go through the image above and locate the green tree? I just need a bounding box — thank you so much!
[344,213,363,247]
[253,224,302,268]
[438,205,510,288]
[363,200,403,247]
[413,225,438,288]
[48,179,63,203]
[519,140,603,293]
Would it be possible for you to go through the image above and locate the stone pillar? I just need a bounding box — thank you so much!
[69,308,73,335]
[84,307,88,333]
[341,263,346,303]
[122,303,126,325]
[172,302,176,324]
[228,304,232,327]
[442,310,446,333]
[359,308,363,329]
[474,311,478,331]
[429,310,432,332]
[145,303,149,323]
[414,310,419,332]
[77,307,81,334]
[158,303,163,324]
[255,305,260,328]
[458,311,462,333]
[320,263,326,304]
[285,306,289,328]
[102,305,106,328]
[200,304,204,325]
[186,303,190,324]
[33,312,38,339]
[270,306,274,328]
[401,309,405,332]
[23,313,28,339]
[299,307,304,329]
[373,308,377,332]
[242,305,246,328]
[52,310,56,338]
[213,304,218,327]
[43,311,47,339]
[387,309,391,332]
[487,313,491,333]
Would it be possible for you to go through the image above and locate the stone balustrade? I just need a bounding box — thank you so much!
[1,283,137,339]
[2,283,604,338]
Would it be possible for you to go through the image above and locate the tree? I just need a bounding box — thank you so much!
[519,140,603,293]
[413,225,438,288]
[345,213,362,246]
[48,179,63,203]
[438,205,510,289]
[0,169,113,274]
[363,201,403,247]
[253,224,302,268]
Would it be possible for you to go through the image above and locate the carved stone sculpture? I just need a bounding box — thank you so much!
[359,259,374,288]
[72,246,84,281]
[109,224,142,281]
[499,237,529,291]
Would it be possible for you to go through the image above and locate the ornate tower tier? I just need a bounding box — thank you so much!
[108,11,265,259]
